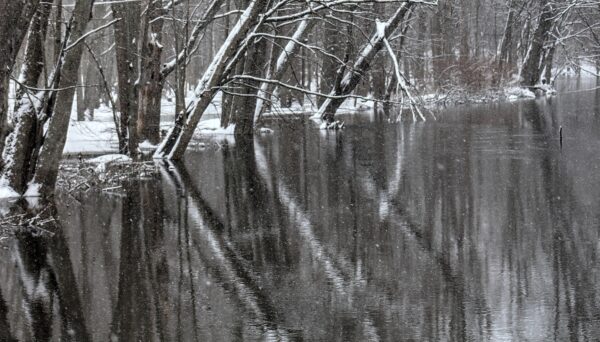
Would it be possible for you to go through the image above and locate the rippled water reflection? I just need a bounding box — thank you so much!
[2,78,600,341]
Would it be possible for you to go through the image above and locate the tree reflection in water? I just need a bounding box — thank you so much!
[1,203,89,341]
[1,85,600,340]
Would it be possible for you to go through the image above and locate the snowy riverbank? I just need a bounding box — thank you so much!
[4,82,559,158]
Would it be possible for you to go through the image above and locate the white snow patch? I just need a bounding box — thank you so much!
[319,121,345,130]
[26,196,42,209]
[375,19,387,38]
[505,87,536,101]
[0,176,19,199]
[259,127,274,134]
[88,154,132,164]
[87,154,132,173]
[24,182,41,198]
[139,140,158,152]
[537,83,557,95]
[198,119,235,135]
[0,183,19,199]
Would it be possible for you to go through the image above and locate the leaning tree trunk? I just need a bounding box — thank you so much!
[30,0,95,197]
[1,2,51,194]
[316,2,415,123]
[254,17,317,120]
[520,1,555,86]
[154,0,269,160]
[382,17,411,116]
[0,0,41,168]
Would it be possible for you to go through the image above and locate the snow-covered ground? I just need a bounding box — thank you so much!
[61,91,376,155]
[64,92,225,155]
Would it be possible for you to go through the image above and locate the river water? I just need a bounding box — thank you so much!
[1,77,600,341]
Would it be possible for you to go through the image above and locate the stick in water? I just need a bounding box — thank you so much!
[559,126,563,148]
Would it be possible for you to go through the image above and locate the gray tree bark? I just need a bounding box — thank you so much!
[232,32,269,140]
[113,1,141,154]
[1,1,51,193]
[136,0,166,145]
[0,0,41,168]
[520,0,555,86]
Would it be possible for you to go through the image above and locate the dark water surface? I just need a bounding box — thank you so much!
[2,78,600,341]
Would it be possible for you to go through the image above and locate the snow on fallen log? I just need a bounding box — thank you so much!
[86,154,132,173]
[504,87,536,100]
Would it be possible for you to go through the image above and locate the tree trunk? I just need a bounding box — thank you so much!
[113,1,141,154]
[520,1,555,86]
[372,4,387,114]
[459,0,470,84]
[1,2,51,193]
[173,2,191,119]
[430,5,444,89]
[30,0,95,196]
[318,12,343,107]
[219,0,233,128]
[76,67,86,121]
[83,52,100,120]
[233,32,269,140]
[543,41,556,84]
[254,17,317,120]
[53,0,62,65]
[136,0,165,145]
[496,0,519,84]
[414,18,426,86]
[316,2,415,123]
[135,0,225,146]
[221,56,246,128]
[383,17,411,116]
[383,77,397,115]
[0,0,41,168]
